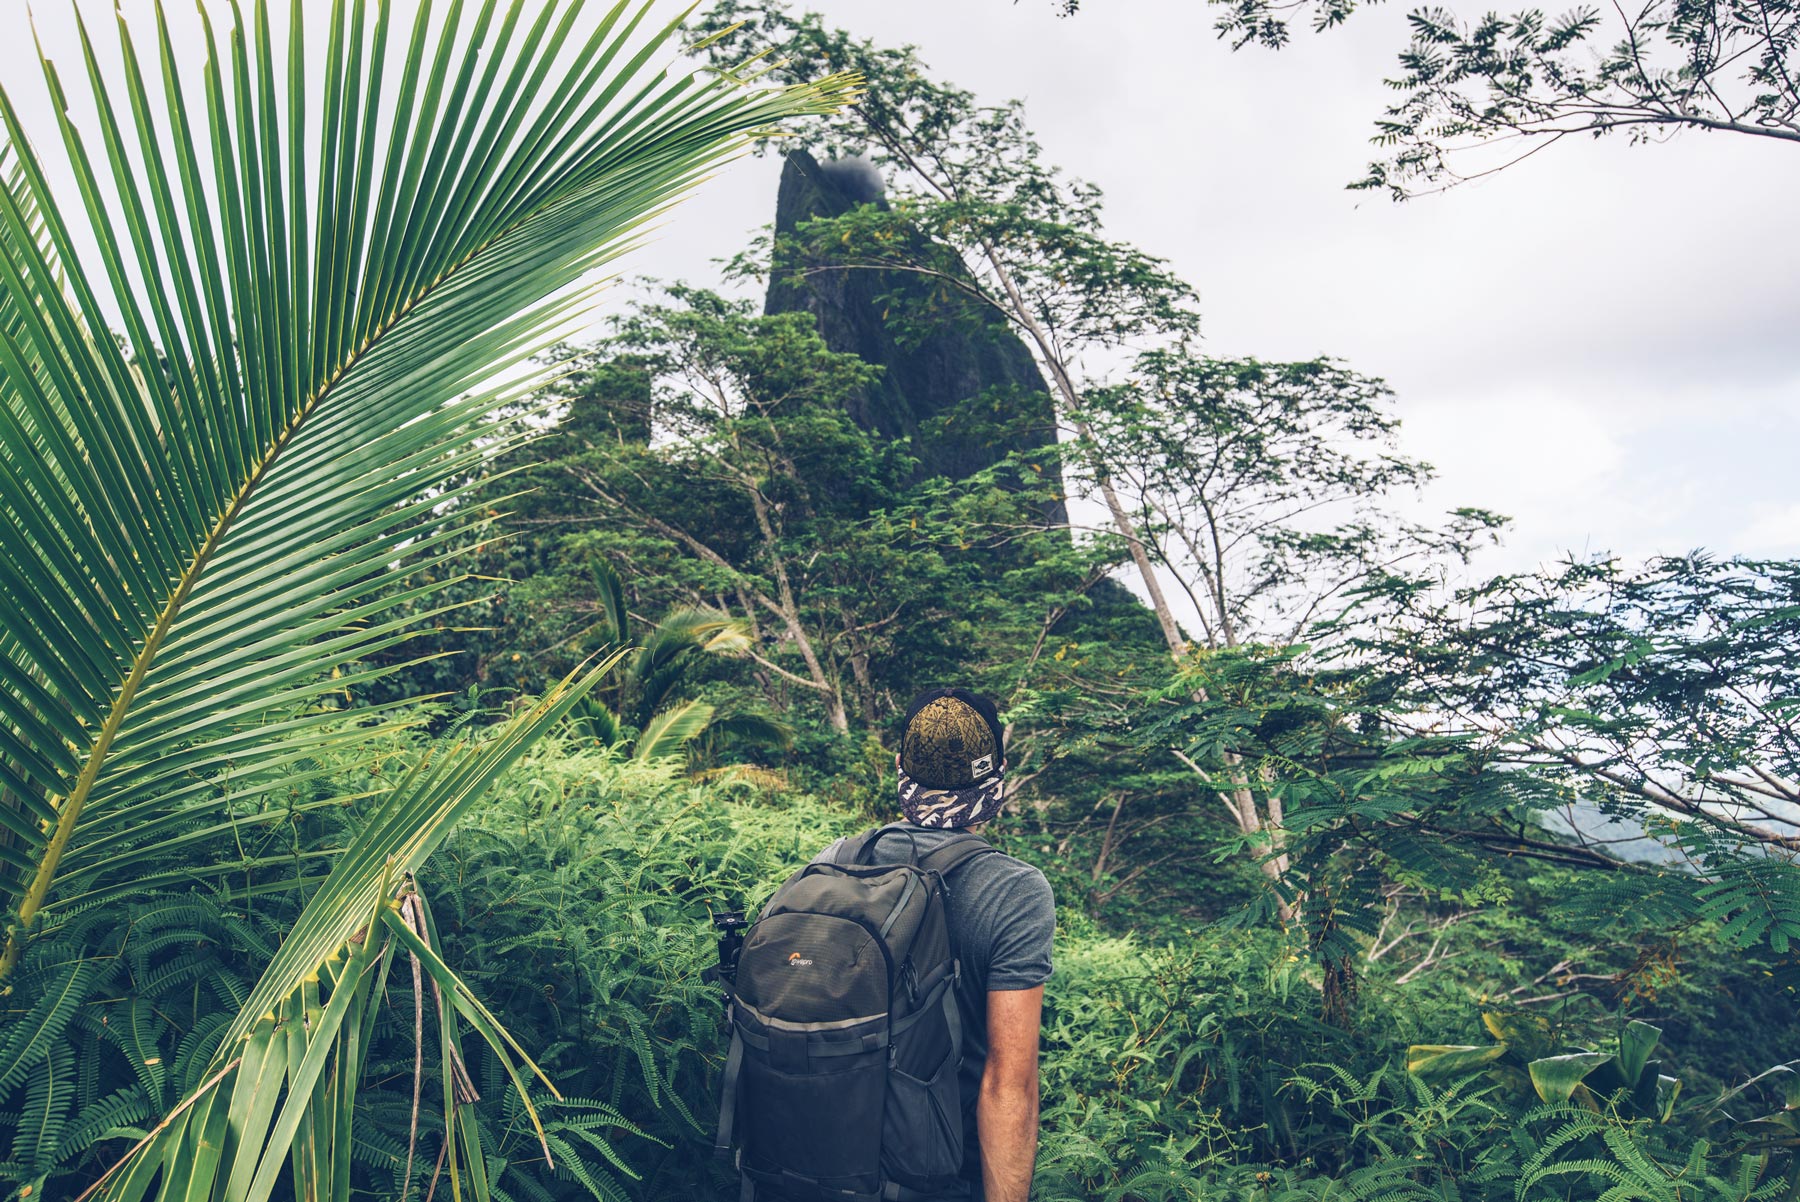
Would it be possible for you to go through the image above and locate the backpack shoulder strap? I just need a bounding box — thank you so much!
[916,832,997,878]
[835,826,995,873]
[837,824,932,866]
[831,826,887,866]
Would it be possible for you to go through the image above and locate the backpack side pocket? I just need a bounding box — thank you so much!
[882,977,967,1191]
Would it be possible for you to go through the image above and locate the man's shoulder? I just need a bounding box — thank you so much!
[959,843,1056,991]
[964,846,1054,905]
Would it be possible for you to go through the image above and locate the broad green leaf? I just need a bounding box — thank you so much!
[1405,1043,1508,1077]
[1527,1052,1613,1103]
[1655,1073,1682,1123]
[1615,1019,1661,1088]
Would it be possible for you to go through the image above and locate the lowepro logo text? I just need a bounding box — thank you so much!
[786,951,815,967]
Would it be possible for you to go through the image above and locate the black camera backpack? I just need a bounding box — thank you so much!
[714,827,995,1202]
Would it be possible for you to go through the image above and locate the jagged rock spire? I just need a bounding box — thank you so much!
[764,150,1068,526]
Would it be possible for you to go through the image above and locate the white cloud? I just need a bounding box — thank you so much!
[1402,388,1632,565]
[1735,503,1800,558]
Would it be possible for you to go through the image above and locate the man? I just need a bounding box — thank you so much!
[817,687,1056,1202]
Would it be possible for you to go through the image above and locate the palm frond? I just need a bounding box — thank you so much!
[80,659,617,1202]
[0,0,857,967]
[700,710,793,750]
[626,607,743,719]
[589,555,631,647]
[568,695,628,750]
[632,699,715,761]
[0,1,857,1197]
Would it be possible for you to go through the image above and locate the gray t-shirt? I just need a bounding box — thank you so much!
[816,823,1056,1194]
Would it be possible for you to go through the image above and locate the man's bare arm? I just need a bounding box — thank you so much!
[978,985,1043,1202]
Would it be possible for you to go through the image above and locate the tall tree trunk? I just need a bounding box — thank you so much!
[840,607,878,721]
[974,249,1188,659]
[745,483,849,735]
[964,246,1305,920]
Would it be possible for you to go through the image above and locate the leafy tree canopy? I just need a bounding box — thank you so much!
[1051,0,1800,195]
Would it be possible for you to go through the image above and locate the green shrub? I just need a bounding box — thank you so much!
[13,737,1796,1202]
[416,747,859,1199]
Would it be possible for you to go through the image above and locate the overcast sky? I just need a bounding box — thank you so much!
[9,1,1797,579]
[623,0,1800,577]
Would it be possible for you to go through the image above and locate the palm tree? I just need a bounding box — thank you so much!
[0,2,854,1198]
[567,557,792,764]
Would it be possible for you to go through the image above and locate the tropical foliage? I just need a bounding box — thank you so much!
[563,557,791,766]
[0,1,851,1197]
[3,2,1795,1201]
[1195,0,1800,194]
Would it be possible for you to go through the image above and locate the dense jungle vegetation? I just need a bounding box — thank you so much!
[1,2,1796,1201]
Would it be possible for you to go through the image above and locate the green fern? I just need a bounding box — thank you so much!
[0,955,116,1094]
[53,1089,153,1163]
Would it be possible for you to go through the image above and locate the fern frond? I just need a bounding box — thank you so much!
[0,957,111,1092]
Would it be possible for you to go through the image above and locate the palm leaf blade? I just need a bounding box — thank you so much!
[634,698,717,761]
[0,2,856,1196]
[0,2,856,967]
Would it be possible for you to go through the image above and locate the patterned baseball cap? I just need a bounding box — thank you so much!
[897,688,1006,828]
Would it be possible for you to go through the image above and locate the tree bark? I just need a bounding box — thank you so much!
[741,478,849,735]
[565,464,850,735]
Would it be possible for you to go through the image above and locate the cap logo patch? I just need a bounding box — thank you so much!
[969,754,994,777]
